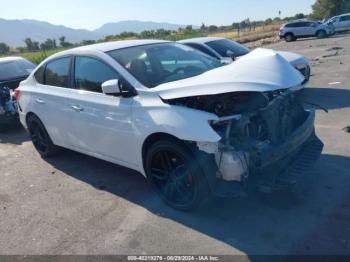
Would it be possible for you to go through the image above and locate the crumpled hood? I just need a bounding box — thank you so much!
[154,48,305,100]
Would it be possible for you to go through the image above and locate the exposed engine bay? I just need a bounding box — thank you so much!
[166,91,272,117]
[167,90,323,192]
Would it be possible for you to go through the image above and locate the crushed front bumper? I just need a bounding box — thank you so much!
[253,132,323,193]
[247,109,323,193]
[198,110,323,197]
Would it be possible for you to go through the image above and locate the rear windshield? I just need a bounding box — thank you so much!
[0,59,36,81]
[206,39,250,58]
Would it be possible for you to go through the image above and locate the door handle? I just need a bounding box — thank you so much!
[71,105,84,112]
[35,98,45,104]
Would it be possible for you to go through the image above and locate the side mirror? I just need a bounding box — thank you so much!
[101,79,121,96]
[226,50,236,61]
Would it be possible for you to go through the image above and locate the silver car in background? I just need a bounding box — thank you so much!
[180,37,311,86]
[327,13,350,32]
[279,20,335,42]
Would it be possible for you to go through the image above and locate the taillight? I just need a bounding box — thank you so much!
[14,88,20,101]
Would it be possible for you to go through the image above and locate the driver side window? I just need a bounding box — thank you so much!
[74,56,119,93]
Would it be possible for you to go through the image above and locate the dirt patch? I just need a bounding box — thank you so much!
[326,47,343,51]
[245,36,281,48]
[322,51,339,58]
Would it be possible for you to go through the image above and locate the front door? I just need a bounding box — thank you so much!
[66,56,137,167]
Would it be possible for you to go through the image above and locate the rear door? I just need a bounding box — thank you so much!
[300,22,316,36]
[298,22,318,36]
[290,22,305,36]
[29,57,74,146]
[65,56,136,166]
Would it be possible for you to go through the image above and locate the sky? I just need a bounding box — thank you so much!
[1,0,315,30]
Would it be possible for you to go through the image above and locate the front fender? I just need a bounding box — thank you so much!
[130,91,221,175]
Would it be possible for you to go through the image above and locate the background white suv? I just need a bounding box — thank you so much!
[279,20,335,42]
[17,40,323,210]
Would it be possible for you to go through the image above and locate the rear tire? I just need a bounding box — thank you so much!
[285,33,295,42]
[27,114,59,158]
[145,139,209,211]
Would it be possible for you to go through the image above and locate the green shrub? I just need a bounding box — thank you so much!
[21,48,66,64]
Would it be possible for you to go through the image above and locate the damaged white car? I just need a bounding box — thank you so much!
[17,40,323,210]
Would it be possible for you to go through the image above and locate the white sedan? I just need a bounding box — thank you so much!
[17,40,323,210]
[179,37,311,88]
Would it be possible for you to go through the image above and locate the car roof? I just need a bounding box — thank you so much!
[0,56,27,63]
[64,39,170,54]
[284,20,313,24]
[179,37,225,44]
[336,13,350,17]
[283,20,319,27]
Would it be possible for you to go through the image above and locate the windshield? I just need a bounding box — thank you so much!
[107,43,222,88]
[206,39,250,58]
[0,59,36,81]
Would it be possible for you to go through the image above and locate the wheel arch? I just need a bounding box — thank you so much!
[25,111,39,127]
[285,32,295,37]
[141,132,191,173]
[316,29,326,36]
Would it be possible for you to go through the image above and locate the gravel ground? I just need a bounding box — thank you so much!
[1,34,350,256]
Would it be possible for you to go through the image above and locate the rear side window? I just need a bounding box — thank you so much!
[45,57,71,88]
[284,23,294,28]
[298,22,308,27]
[185,43,219,59]
[287,22,305,28]
[34,66,45,84]
[340,15,350,22]
[74,56,119,93]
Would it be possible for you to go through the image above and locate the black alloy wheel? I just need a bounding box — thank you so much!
[27,115,58,158]
[146,140,208,211]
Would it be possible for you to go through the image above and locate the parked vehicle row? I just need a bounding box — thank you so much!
[15,40,323,210]
[279,13,350,42]
[279,20,335,42]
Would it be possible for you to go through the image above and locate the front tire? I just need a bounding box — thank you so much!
[27,114,59,158]
[145,139,209,211]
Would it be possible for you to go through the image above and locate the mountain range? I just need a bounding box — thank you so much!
[0,18,194,47]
